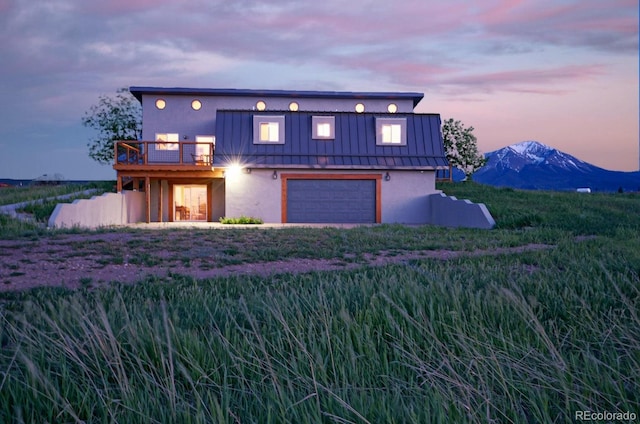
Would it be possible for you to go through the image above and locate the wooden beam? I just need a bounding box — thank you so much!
[112,169,224,179]
[116,176,122,193]
[158,180,163,222]
[145,176,151,223]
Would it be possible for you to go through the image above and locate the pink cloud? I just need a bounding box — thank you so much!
[440,64,606,94]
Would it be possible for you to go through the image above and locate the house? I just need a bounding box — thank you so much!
[105,86,493,228]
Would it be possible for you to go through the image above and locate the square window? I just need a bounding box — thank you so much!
[253,115,285,144]
[376,118,406,146]
[312,116,335,139]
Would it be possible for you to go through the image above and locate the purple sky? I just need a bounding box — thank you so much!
[0,0,637,180]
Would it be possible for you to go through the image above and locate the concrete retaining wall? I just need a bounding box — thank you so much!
[48,191,146,229]
[427,193,495,229]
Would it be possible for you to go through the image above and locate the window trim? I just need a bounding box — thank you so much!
[253,115,285,144]
[312,116,335,140]
[375,117,407,146]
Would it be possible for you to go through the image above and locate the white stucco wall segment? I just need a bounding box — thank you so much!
[427,193,495,229]
[380,170,438,224]
[223,169,282,223]
[48,191,145,229]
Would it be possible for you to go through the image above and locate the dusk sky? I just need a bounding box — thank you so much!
[0,0,638,180]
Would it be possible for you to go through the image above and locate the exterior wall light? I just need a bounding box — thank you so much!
[289,101,299,111]
[256,100,267,111]
[155,99,166,110]
[385,172,391,181]
[387,103,398,113]
[272,170,278,180]
[244,168,252,174]
[191,99,202,110]
[355,103,365,113]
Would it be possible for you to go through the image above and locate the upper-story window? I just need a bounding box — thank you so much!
[376,118,407,146]
[312,116,335,140]
[155,133,179,150]
[253,115,285,144]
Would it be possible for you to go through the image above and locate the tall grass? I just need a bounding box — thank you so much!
[0,182,113,206]
[1,235,638,422]
[0,183,639,422]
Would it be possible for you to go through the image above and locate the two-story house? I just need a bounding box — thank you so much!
[113,86,453,225]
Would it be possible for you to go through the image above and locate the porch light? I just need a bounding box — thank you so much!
[225,164,243,178]
[191,99,202,110]
[272,170,278,180]
[385,172,391,181]
[155,99,166,110]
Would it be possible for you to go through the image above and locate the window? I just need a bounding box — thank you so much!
[260,122,279,142]
[155,133,179,150]
[312,116,335,140]
[253,115,285,144]
[195,135,215,159]
[376,118,406,146]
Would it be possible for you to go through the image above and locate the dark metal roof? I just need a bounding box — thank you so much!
[129,86,424,107]
[214,111,448,169]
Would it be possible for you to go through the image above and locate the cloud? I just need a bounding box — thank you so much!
[476,0,638,54]
[438,64,606,95]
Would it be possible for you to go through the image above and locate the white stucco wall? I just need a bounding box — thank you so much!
[48,191,146,229]
[224,169,283,222]
[381,170,438,224]
[224,169,441,224]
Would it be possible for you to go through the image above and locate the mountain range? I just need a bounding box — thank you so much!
[459,141,640,192]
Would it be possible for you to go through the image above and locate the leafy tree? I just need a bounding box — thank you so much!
[441,118,486,179]
[82,88,142,164]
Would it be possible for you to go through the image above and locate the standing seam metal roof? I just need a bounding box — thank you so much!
[214,110,448,169]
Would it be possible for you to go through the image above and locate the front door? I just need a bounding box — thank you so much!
[174,184,207,221]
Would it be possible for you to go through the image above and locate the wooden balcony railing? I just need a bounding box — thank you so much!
[115,141,215,166]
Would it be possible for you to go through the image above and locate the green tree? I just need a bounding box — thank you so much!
[83,88,142,165]
[441,118,486,179]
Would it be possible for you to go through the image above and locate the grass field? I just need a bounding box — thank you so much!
[0,183,638,423]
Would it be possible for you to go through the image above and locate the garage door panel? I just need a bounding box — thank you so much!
[286,179,376,223]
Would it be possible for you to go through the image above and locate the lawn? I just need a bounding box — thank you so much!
[0,183,638,423]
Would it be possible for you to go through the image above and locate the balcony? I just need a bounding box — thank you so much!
[114,141,215,171]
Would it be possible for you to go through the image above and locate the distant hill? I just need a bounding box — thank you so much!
[466,141,640,192]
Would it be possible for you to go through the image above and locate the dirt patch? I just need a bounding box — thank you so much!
[0,231,556,293]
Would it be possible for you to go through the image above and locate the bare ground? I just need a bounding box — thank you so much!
[0,231,555,292]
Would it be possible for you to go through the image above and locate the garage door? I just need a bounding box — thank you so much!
[286,179,377,223]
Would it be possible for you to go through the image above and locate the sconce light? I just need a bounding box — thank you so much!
[272,170,278,180]
[183,135,189,140]
[244,168,252,174]
[385,172,391,181]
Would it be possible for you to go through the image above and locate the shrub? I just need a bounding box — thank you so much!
[219,215,264,224]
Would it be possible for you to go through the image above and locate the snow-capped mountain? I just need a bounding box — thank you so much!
[470,141,640,192]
